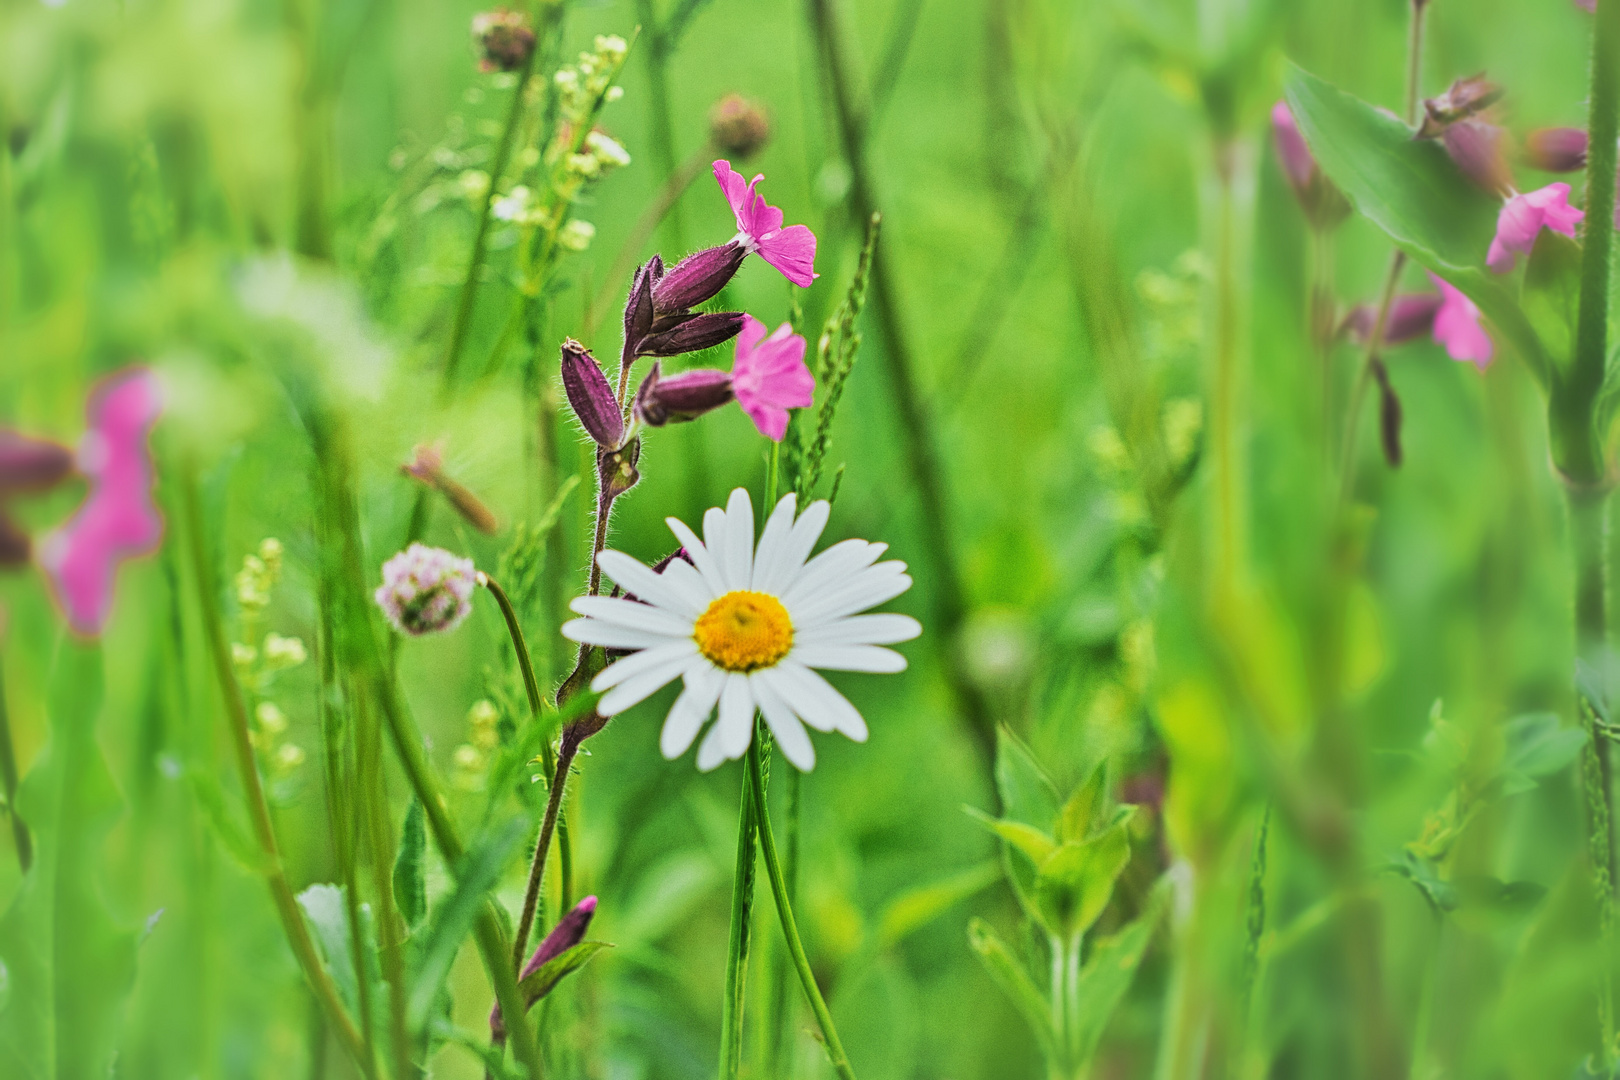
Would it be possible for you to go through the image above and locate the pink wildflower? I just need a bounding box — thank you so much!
[731,315,813,442]
[1271,102,1316,193]
[1487,183,1584,272]
[1427,273,1493,369]
[712,160,818,287]
[374,543,477,636]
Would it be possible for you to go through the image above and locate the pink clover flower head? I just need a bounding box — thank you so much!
[712,160,818,287]
[1427,272,1494,369]
[1487,183,1584,273]
[374,543,477,636]
[37,368,164,636]
[732,315,814,441]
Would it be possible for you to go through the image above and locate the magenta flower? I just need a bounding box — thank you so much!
[491,895,598,1040]
[374,543,477,636]
[732,315,814,441]
[713,160,818,288]
[1271,102,1316,193]
[1487,183,1584,272]
[35,368,164,636]
[1427,273,1493,369]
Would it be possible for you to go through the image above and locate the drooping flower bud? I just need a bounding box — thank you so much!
[1372,358,1402,468]
[561,339,625,448]
[471,9,536,73]
[633,364,735,427]
[374,544,477,636]
[598,437,641,500]
[0,432,75,494]
[491,895,599,1039]
[1416,74,1503,139]
[1526,127,1588,173]
[651,243,747,315]
[638,311,746,357]
[1441,119,1512,195]
[1271,102,1350,230]
[709,95,770,160]
[1341,294,1442,347]
[401,444,499,535]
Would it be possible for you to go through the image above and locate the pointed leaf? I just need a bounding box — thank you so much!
[966,806,1059,866]
[994,727,1060,831]
[966,917,1055,1059]
[876,860,1001,948]
[393,800,428,931]
[1035,823,1132,940]
[1070,888,1165,1065]
[1057,765,1109,843]
[516,940,612,1004]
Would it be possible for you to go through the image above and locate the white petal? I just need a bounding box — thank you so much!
[597,651,696,715]
[796,613,922,646]
[695,722,729,771]
[570,595,694,636]
[661,662,726,759]
[759,499,830,594]
[661,559,718,610]
[791,566,913,627]
[771,660,868,741]
[597,551,705,618]
[591,640,698,691]
[751,669,815,771]
[695,674,755,772]
[666,518,728,597]
[780,540,885,611]
[703,505,734,590]
[791,643,907,673]
[750,494,798,592]
[723,488,755,591]
[560,618,683,650]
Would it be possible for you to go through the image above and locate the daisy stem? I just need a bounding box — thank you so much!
[746,734,857,1080]
[718,765,760,1080]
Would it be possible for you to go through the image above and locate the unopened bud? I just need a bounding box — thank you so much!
[561,339,625,448]
[402,443,500,535]
[1342,294,1441,347]
[0,515,28,568]
[0,432,75,494]
[1526,127,1588,173]
[651,243,747,314]
[637,311,746,357]
[1373,358,1403,468]
[633,364,735,427]
[623,259,657,356]
[471,9,536,73]
[709,95,770,160]
[598,438,641,500]
[1441,119,1512,196]
[1417,74,1503,139]
[491,896,599,1039]
[1271,101,1350,231]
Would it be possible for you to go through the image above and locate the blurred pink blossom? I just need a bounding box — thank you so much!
[1271,101,1317,192]
[713,160,818,287]
[1427,273,1494,369]
[732,315,814,441]
[1486,183,1584,272]
[1578,0,1595,12]
[37,368,164,635]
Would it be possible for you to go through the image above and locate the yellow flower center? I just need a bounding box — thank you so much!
[693,590,794,672]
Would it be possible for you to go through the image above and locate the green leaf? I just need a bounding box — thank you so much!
[298,884,361,1016]
[1057,765,1109,843]
[1070,889,1165,1066]
[966,806,1059,866]
[1034,823,1132,940]
[1282,65,1551,380]
[1451,876,1548,915]
[406,815,528,1031]
[1522,231,1583,372]
[876,860,1001,949]
[1503,712,1588,780]
[0,642,139,1080]
[515,940,612,1004]
[966,917,1055,1059]
[393,800,428,931]
[993,726,1061,831]
[185,766,274,875]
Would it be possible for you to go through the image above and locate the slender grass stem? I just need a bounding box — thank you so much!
[718,763,759,1080]
[358,693,415,1080]
[585,146,711,335]
[0,654,32,872]
[746,733,856,1080]
[633,2,687,254]
[177,465,371,1074]
[512,733,580,970]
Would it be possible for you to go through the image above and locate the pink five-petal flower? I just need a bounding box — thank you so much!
[713,160,818,287]
[1426,273,1494,369]
[1487,182,1585,273]
[36,368,164,635]
[732,315,814,441]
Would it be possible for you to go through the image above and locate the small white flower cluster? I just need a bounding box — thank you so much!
[375,543,478,636]
[553,36,628,119]
[452,699,502,791]
[491,185,552,228]
[232,538,308,779]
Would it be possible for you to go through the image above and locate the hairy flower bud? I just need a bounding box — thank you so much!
[1342,294,1442,347]
[471,9,536,73]
[1526,127,1588,173]
[491,896,599,1040]
[709,94,770,160]
[561,339,625,448]
[638,311,746,357]
[1441,119,1512,195]
[401,443,499,535]
[623,258,657,356]
[0,431,75,567]
[374,544,477,636]
[651,243,747,314]
[633,364,735,427]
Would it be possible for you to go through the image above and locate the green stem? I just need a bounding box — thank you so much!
[1403,0,1426,126]
[177,465,372,1074]
[359,693,415,1080]
[746,733,857,1080]
[511,734,580,970]
[0,653,32,872]
[1408,914,1441,1080]
[718,765,759,1080]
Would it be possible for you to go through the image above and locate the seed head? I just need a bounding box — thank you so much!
[471,9,536,73]
[709,95,770,160]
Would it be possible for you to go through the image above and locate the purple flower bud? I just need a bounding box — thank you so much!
[633,363,736,427]
[1441,119,1512,196]
[0,432,74,494]
[561,339,625,448]
[637,311,746,358]
[1341,294,1442,347]
[491,896,598,1039]
[598,437,640,500]
[0,515,28,568]
[710,95,771,160]
[1373,358,1402,468]
[623,258,658,356]
[1526,127,1588,173]
[651,243,746,314]
[1271,101,1350,230]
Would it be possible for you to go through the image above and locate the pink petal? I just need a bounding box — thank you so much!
[1427,272,1493,369]
[732,317,814,441]
[38,368,164,635]
[1270,101,1315,191]
[1488,183,1584,272]
[712,160,754,233]
[756,224,818,288]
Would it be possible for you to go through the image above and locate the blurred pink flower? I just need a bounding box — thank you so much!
[36,368,164,636]
[1578,0,1595,11]
[1427,273,1494,369]
[713,160,818,287]
[732,315,813,441]
[374,543,476,636]
[1271,101,1317,192]
[1487,183,1584,272]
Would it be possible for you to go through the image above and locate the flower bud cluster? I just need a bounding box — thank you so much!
[470,9,536,74]
[554,36,628,120]
[453,699,502,791]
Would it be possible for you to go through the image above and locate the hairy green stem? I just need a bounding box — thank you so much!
[747,734,856,1080]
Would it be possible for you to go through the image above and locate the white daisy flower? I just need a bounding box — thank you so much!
[561,488,921,772]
